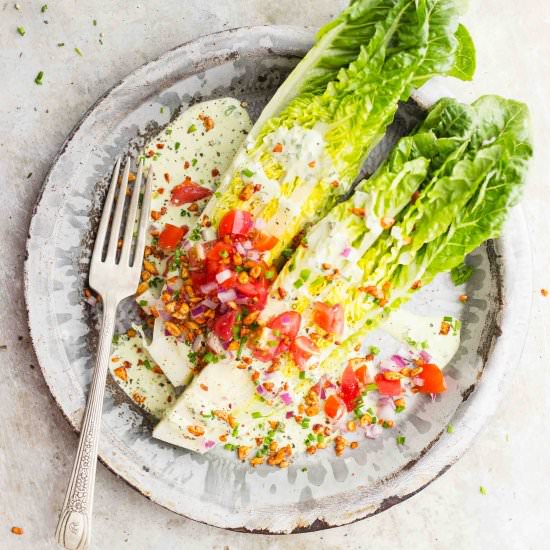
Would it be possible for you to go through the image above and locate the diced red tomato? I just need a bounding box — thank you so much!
[313,302,333,332]
[218,270,237,289]
[313,302,345,336]
[170,181,212,204]
[235,282,259,297]
[324,394,346,421]
[212,310,237,342]
[374,373,402,396]
[340,364,360,411]
[252,232,279,252]
[206,259,222,279]
[290,336,320,368]
[189,269,208,289]
[331,304,344,337]
[417,363,447,394]
[206,241,234,261]
[267,311,301,340]
[354,365,369,386]
[158,224,187,250]
[252,347,277,362]
[218,209,254,238]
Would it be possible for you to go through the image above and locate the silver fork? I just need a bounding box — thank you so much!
[55,158,153,550]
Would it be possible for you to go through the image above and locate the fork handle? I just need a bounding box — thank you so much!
[55,300,118,550]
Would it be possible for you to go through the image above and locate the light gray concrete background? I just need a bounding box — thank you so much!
[1,1,549,548]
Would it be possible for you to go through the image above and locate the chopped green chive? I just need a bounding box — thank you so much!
[242,168,254,178]
[34,71,44,85]
[293,279,304,289]
[300,418,310,429]
[224,443,236,451]
[138,300,148,307]
[187,124,197,133]
[251,411,262,419]
[479,486,487,495]
[143,359,152,370]
[174,141,181,151]
[191,158,198,167]
[93,19,97,26]
[369,345,380,355]
[57,42,65,47]
[17,26,25,36]
[41,4,48,12]
[299,371,306,380]
[446,424,454,434]
[396,435,406,445]
[74,47,83,56]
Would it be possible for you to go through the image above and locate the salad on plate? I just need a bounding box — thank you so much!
[103,0,532,468]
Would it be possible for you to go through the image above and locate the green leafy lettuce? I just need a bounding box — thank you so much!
[198,0,475,264]
[321,95,532,370]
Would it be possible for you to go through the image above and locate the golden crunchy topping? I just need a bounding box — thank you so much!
[164,321,182,337]
[237,446,251,461]
[187,425,205,437]
[113,366,129,382]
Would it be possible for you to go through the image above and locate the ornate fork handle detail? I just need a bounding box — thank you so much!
[55,303,117,550]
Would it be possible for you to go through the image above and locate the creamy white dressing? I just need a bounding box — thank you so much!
[109,96,462,459]
[153,308,461,454]
[201,122,341,243]
[109,334,176,419]
[381,308,461,366]
[134,98,252,386]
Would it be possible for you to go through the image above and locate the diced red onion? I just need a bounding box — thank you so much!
[182,239,193,251]
[200,282,217,294]
[378,395,396,409]
[430,393,437,402]
[391,354,406,369]
[165,286,174,294]
[364,424,383,439]
[412,376,424,386]
[242,240,252,250]
[420,350,432,363]
[247,250,260,261]
[320,388,327,400]
[379,359,397,372]
[195,243,205,260]
[201,298,217,309]
[191,304,207,318]
[235,297,250,305]
[235,242,246,256]
[285,411,294,419]
[159,310,172,321]
[341,246,351,258]
[216,269,232,284]
[256,385,266,396]
[204,440,215,449]
[280,392,293,405]
[84,296,97,306]
[207,333,224,354]
[192,334,204,352]
[218,288,237,303]
[255,217,267,230]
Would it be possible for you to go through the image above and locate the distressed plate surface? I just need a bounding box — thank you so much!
[25,27,532,533]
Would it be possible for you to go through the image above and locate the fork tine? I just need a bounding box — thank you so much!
[119,161,144,265]
[132,166,153,269]
[91,157,121,265]
[105,159,130,263]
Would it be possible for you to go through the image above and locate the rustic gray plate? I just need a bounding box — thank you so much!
[25,26,532,533]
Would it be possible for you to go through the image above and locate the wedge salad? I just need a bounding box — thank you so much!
[103,0,532,468]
